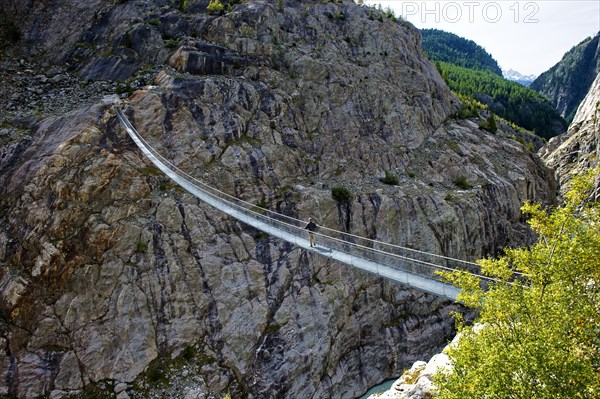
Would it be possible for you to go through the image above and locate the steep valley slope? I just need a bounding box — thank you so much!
[540,71,600,199]
[0,1,556,398]
[368,67,600,399]
[531,33,600,123]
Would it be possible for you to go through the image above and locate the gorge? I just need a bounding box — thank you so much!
[0,1,566,398]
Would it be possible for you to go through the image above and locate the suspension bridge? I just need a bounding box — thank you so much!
[116,107,495,301]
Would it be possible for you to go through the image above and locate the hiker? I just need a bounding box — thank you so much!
[304,217,317,247]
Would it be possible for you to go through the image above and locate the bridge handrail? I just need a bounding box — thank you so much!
[117,109,482,267]
[116,107,501,286]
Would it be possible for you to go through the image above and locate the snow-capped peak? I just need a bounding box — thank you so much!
[502,69,537,86]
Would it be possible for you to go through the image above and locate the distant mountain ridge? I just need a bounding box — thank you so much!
[502,69,537,87]
[530,33,600,123]
[437,62,567,139]
[421,29,502,75]
[421,28,566,138]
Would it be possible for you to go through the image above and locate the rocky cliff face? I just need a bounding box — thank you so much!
[374,72,600,399]
[539,71,600,198]
[0,1,556,398]
[531,33,600,123]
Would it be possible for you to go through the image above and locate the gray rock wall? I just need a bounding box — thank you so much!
[539,72,600,198]
[0,101,463,397]
[0,1,557,398]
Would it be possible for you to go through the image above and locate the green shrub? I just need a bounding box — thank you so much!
[401,365,425,384]
[241,27,255,38]
[164,38,180,48]
[479,113,498,133]
[207,0,224,13]
[454,102,479,119]
[147,366,162,382]
[181,346,194,360]
[385,7,396,21]
[255,232,269,240]
[135,239,147,253]
[453,176,473,190]
[159,181,173,191]
[331,186,352,203]
[116,81,134,96]
[141,165,161,176]
[123,30,132,48]
[379,171,399,185]
[116,82,125,95]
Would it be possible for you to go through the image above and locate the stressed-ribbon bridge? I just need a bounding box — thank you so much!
[117,107,497,301]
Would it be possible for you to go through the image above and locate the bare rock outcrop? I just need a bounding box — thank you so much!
[539,72,600,198]
[0,1,556,398]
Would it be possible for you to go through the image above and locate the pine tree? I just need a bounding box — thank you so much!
[486,113,497,133]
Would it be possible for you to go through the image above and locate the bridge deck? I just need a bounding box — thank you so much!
[117,108,461,301]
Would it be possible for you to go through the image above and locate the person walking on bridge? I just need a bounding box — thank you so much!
[304,217,318,247]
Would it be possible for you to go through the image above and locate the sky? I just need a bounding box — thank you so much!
[365,1,600,76]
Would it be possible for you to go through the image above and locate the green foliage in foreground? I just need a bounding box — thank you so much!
[436,168,600,399]
[436,61,567,139]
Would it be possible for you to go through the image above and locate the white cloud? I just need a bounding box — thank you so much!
[366,0,600,75]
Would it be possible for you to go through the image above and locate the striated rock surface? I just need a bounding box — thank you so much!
[0,1,556,398]
[539,71,600,198]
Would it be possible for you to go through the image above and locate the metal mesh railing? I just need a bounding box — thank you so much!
[117,106,499,300]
